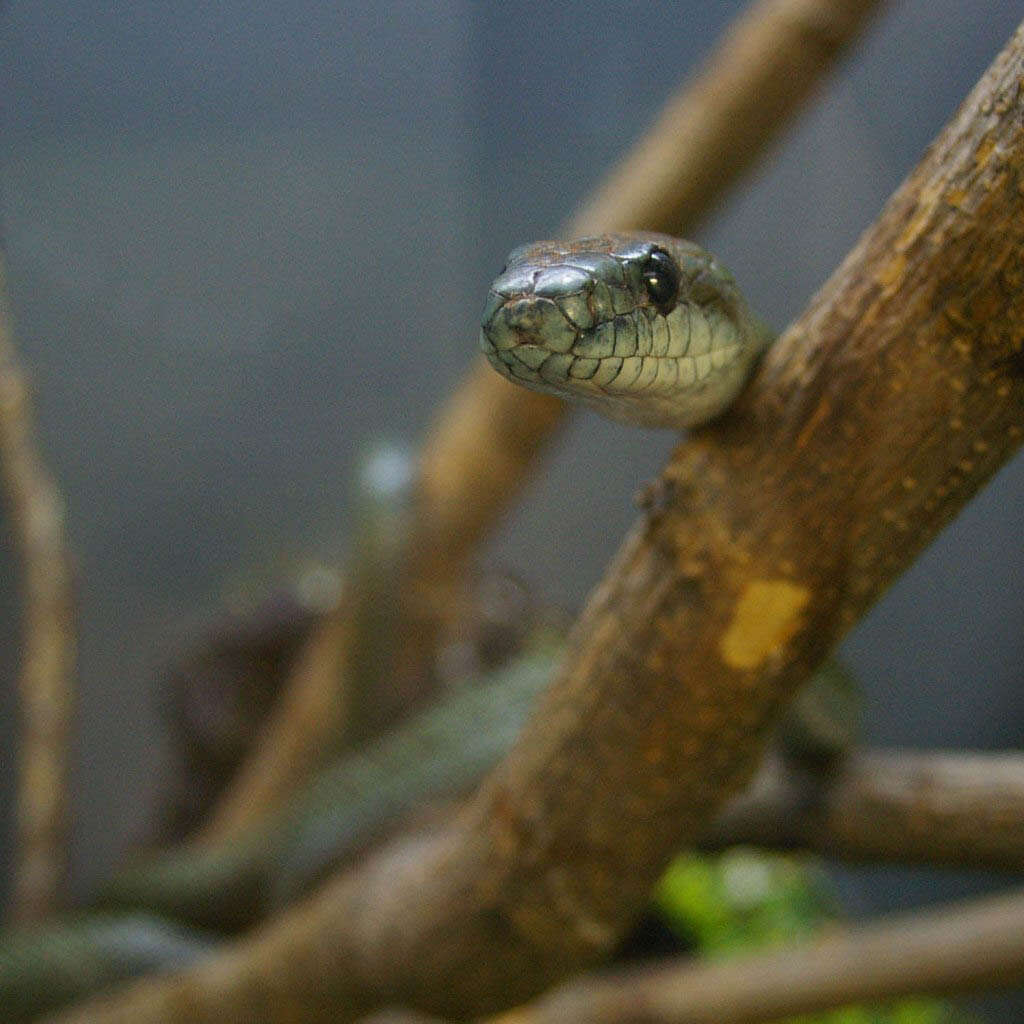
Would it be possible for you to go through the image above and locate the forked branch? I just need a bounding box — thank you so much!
[48,15,1024,1024]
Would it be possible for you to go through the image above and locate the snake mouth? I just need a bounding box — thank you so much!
[479,285,586,388]
[479,249,643,391]
[483,299,589,391]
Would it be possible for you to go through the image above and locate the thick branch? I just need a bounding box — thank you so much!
[46,19,1024,1024]
[0,251,77,923]
[704,751,1024,871]
[490,886,1024,1024]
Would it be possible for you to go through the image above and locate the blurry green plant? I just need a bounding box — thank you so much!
[656,850,975,1024]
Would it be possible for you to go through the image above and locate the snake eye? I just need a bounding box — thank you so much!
[640,248,680,314]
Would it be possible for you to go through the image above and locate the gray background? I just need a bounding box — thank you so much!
[0,0,1021,1009]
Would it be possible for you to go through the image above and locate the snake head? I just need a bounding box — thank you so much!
[479,232,767,430]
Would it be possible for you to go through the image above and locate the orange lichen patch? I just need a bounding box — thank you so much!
[974,133,997,168]
[946,186,969,209]
[876,252,906,293]
[719,579,811,670]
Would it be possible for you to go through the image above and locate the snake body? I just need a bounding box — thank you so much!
[480,232,770,429]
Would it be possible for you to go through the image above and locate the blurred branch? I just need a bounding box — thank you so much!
[45,18,1024,1023]
[197,0,887,848]
[199,442,416,843]
[703,750,1024,871]
[0,251,77,923]
[414,0,886,586]
[355,1014,445,1024]
[195,605,352,844]
[490,886,1024,1024]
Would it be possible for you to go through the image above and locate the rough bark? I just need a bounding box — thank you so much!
[489,886,1024,1024]
[0,252,77,923]
[704,751,1024,871]
[48,16,1024,1024]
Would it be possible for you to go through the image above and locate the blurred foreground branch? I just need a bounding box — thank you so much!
[0,251,77,923]
[46,16,1024,1024]
[491,886,1024,1024]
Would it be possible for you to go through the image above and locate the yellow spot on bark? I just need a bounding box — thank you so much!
[877,253,906,293]
[720,580,811,670]
[974,135,996,169]
[946,187,968,209]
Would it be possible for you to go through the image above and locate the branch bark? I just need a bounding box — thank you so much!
[489,886,1024,1024]
[704,751,1024,871]
[0,251,77,923]
[45,16,1024,1024]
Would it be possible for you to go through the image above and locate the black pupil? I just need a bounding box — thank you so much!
[641,249,680,313]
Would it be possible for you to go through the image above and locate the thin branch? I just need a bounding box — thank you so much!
[415,0,886,583]
[355,1014,445,1024]
[0,250,77,923]
[489,886,1024,1024]
[703,751,1024,872]
[200,442,418,843]
[44,18,1024,1024]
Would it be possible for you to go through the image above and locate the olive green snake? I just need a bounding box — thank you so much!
[480,232,773,429]
[2,234,853,1020]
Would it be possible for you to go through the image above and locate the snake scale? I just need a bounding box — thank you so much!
[2,234,850,1020]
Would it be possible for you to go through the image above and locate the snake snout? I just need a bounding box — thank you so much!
[480,288,579,357]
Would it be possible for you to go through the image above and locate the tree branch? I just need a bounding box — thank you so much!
[200,442,417,843]
[489,886,1024,1024]
[215,0,887,846]
[703,751,1024,871]
[0,250,77,923]
[44,16,1024,1024]
[415,0,886,582]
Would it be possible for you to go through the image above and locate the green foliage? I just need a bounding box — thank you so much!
[655,850,976,1024]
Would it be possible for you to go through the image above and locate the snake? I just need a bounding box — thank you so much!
[479,232,772,429]
[1,235,840,1021]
